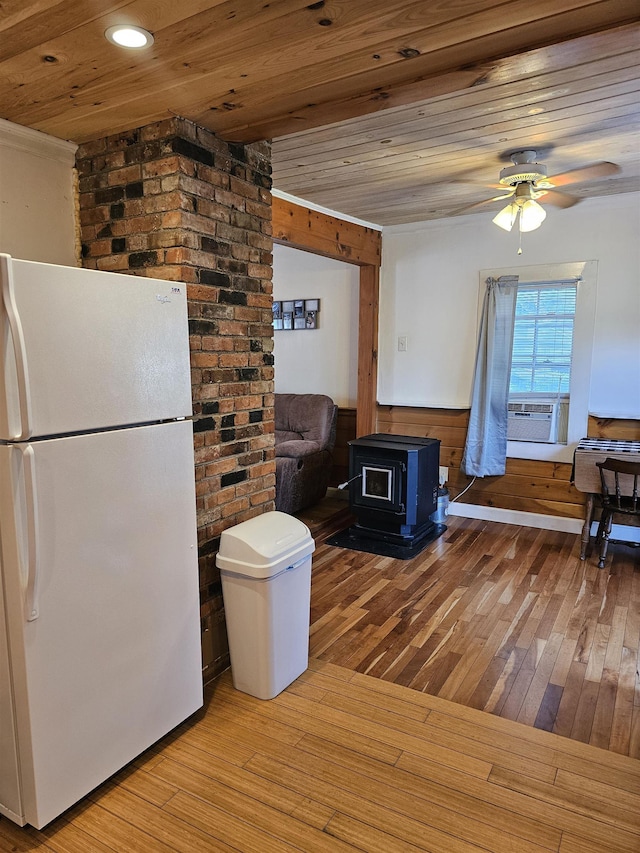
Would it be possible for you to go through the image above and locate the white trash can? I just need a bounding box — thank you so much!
[216,511,315,700]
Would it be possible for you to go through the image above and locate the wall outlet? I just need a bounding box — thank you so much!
[397,335,408,352]
[439,466,448,485]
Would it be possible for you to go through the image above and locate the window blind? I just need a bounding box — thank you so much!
[509,282,577,395]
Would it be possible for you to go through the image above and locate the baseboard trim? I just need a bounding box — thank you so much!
[589,521,640,544]
[448,501,640,543]
[447,502,583,534]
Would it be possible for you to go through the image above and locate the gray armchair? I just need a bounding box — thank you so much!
[275,393,338,515]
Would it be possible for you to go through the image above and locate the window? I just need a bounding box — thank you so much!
[510,283,577,395]
[480,261,597,464]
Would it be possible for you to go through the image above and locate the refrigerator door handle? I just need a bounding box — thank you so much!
[22,445,40,622]
[0,254,33,440]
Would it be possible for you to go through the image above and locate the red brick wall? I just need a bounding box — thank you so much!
[76,117,275,680]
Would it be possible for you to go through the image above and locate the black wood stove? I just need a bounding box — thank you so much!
[346,434,441,548]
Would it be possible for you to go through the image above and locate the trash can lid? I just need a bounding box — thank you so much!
[216,510,315,579]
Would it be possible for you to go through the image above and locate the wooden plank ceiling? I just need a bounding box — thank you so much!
[2,1,639,226]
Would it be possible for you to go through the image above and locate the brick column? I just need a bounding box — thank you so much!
[76,117,275,679]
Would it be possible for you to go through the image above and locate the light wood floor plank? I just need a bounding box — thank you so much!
[517,631,566,725]
[488,764,640,838]
[609,643,638,753]
[90,784,238,853]
[164,789,320,853]
[312,688,556,784]
[113,765,178,808]
[274,688,493,779]
[0,819,62,852]
[425,708,640,793]
[294,667,431,722]
[245,752,512,853]
[62,799,178,853]
[554,766,640,812]
[37,820,118,853]
[324,812,431,853]
[159,770,352,853]
[249,739,553,853]
[296,733,562,851]
[559,836,625,853]
[215,675,404,765]
[346,667,640,776]
[396,749,630,853]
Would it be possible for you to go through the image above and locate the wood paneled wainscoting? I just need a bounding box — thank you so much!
[376,406,640,520]
[330,407,357,489]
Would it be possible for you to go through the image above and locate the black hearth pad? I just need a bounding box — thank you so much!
[326,524,446,560]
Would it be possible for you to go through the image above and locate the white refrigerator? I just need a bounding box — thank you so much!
[0,255,203,829]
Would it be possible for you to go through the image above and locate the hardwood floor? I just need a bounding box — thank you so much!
[2,660,639,852]
[1,501,638,850]
[307,510,640,758]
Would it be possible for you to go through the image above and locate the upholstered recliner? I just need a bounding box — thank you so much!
[275,393,338,515]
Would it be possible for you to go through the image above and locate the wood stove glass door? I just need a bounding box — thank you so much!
[351,457,404,512]
[362,466,392,501]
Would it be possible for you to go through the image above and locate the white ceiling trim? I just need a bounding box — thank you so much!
[272,188,383,231]
[0,119,77,164]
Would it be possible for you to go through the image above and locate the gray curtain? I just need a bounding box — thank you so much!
[461,276,518,477]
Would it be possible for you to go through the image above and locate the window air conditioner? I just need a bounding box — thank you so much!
[507,401,559,443]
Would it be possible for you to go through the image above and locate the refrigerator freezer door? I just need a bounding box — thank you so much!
[0,255,192,440]
[0,420,203,828]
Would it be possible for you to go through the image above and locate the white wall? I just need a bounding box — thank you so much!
[0,120,77,266]
[272,244,359,407]
[379,192,640,420]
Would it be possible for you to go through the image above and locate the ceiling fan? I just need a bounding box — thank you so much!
[455,150,620,236]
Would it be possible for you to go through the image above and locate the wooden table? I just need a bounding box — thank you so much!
[573,437,640,559]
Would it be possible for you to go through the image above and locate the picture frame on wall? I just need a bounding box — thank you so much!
[273,298,320,330]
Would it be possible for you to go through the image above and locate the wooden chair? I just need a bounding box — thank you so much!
[595,457,640,568]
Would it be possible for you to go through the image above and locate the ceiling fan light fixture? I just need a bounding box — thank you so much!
[105,25,154,49]
[498,150,548,186]
[492,202,519,232]
[518,198,546,232]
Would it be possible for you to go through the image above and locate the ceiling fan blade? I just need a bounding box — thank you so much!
[534,189,580,208]
[545,161,620,188]
[450,192,514,216]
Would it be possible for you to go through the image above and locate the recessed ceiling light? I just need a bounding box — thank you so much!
[105,25,154,49]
